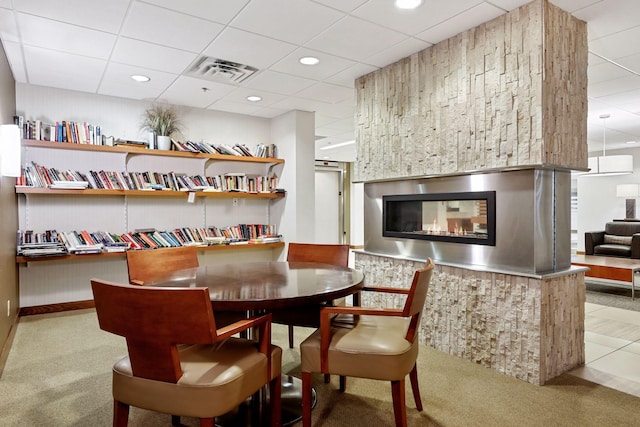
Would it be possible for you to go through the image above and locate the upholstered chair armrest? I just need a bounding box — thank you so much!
[361,286,411,295]
[585,231,605,255]
[631,234,640,259]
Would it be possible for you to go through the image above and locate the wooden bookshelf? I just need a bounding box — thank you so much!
[15,242,285,264]
[16,186,285,199]
[22,139,284,164]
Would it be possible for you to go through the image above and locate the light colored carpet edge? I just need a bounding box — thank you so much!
[1,309,639,426]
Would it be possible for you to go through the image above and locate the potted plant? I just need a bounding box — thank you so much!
[141,104,182,150]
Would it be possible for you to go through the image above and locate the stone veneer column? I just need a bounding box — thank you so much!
[356,253,585,385]
[354,0,587,182]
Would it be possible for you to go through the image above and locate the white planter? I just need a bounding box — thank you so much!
[157,135,172,151]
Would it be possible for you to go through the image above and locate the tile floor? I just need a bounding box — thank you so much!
[569,302,640,397]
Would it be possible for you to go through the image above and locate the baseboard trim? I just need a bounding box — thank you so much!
[19,300,95,316]
[0,314,19,379]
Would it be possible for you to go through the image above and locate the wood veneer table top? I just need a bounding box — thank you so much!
[146,261,365,311]
[571,254,640,282]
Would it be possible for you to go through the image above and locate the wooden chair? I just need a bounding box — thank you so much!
[126,246,199,285]
[271,243,350,348]
[91,279,282,427]
[126,247,242,328]
[300,258,434,427]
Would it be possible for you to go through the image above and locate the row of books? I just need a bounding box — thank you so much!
[17,224,281,257]
[14,116,102,144]
[172,140,279,158]
[19,162,279,193]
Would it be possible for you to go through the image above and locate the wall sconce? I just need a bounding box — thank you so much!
[0,124,21,177]
[616,183,639,219]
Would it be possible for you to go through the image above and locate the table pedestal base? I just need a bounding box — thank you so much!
[216,375,316,427]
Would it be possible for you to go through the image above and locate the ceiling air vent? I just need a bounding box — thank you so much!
[186,57,258,84]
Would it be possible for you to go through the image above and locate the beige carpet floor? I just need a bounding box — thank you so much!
[1,309,640,426]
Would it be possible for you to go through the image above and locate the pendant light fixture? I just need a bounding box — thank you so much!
[588,113,633,175]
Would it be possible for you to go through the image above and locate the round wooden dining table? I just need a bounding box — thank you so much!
[146,260,365,426]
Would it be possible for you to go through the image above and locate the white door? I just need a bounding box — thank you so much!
[315,169,342,244]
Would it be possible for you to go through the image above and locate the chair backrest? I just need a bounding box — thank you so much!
[402,258,434,342]
[126,246,199,285]
[287,243,350,267]
[91,279,217,383]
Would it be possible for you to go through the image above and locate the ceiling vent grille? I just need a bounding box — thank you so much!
[185,57,258,84]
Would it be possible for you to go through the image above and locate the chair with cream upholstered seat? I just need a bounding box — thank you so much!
[300,258,434,427]
[270,242,351,349]
[91,279,282,427]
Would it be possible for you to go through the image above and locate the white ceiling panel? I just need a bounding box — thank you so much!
[551,0,606,14]
[207,99,262,116]
[221,87,287,107]
[573,0,640,40]
[616,53,640,74]
[160,76,236,108]
[23,45,105,92]
[13,0,129,33]
[296,82,354,104]
[111,38,197,74]
[230,0,344,45]
[121,2,224,53]
[486,0,531,11]
[0,8,18,42]
[100,62,178,91]
[588,75,640,98]
[243,70,316,96]
[353,0,479,36]
[202,27,297,70]
[17,13,116,59]
[306,16,408,62]
[250,106,289,119]
[269,96,330,114]
[588,61,632,85]
[363,37,431,68]
[324,63,378,88]
[415,3,506,44]
[98,80,166,101]
[310,0,369,13]
[270,48,355,81]
[2,40,26,82]
[0,0,13,8]
[141,0,251,24]
[589,26,640,60]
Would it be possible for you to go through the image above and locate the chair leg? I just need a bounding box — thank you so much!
[409,364,423,411]
[199,419,214,427]
[288,325,294,348]
[324,373,330,383]
[114,400,129,427]
[171,415,181,426]
[270,374,282,426]
[391,379,407,427]
[302,372,313,427]
[339,375,346,392]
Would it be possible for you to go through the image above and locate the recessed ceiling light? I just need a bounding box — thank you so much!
[394,0,423,9]
[247,95,262,102]
[130,74,150,82]
[299,56,320,65]
[626,140,638,144]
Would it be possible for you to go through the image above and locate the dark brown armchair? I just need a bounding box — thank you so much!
[585,222,640,258]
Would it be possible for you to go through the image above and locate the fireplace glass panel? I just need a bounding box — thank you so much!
[383,191,496,246]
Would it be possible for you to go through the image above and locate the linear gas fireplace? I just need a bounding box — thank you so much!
[383,191,496,246]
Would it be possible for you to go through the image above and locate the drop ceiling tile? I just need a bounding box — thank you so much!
[315,114,342,128]
[270,48,355,81]
[243,70,316,96]
[202,27,297,70]
[588,61,631,85]
[616,53,640,75]
[415,3,505,44]
[574,0,640,40]
[0,8,18,42]
[589,26,640,60]
[250,106,290,119]
[269,96,330,113]
[13,0,129,33]
[321,117,355,132]
[2,40,26,82]
[296,82,354,104]
[222,87,287,107]
[324,63,378,88]
[363,37,431,68]
[102,62,178,90]
[551,0,604,13]
[353,0,479,36]
[17,13,116,59]
[230,0,344,45]
[159,76,235,108]
[207,99,262,116]
[23,45,105,92]
[310,0,369,13]
[141,0,250,24]
[121,2,223,53]
[317,98,355,118]
[486,0,530,11]
[0,0,13,7]
[111,38,197,74]
[588,75,640,98]
[97,80,166,101]
[306,16,407,62]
